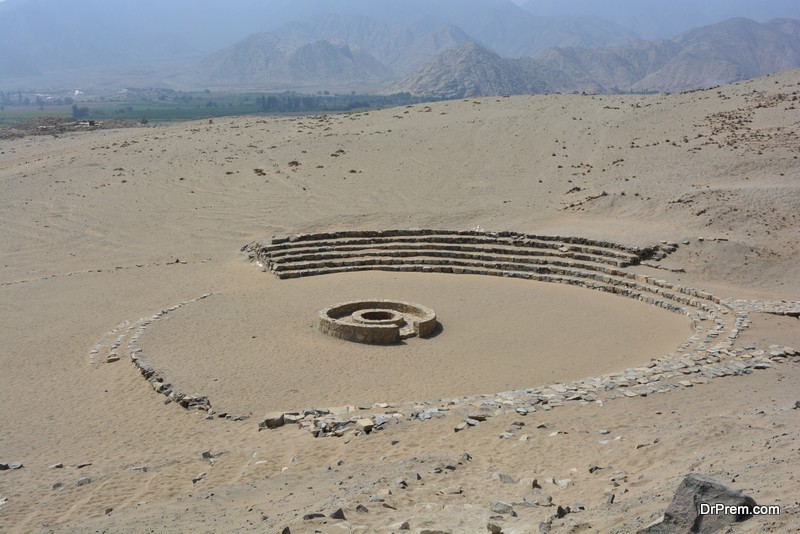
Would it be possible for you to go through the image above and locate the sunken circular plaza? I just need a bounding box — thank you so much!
[319,299,437,344]
[93,228,760,425]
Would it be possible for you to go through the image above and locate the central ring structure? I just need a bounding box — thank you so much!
[319,300,437,344]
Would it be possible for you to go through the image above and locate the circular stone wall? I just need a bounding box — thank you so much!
[319,300,437,344]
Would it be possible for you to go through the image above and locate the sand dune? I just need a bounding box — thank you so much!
[1,70,799,533]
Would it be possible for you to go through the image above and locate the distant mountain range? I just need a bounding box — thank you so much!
[190,16,476,90]
[387,18,800,97]
[0,0,798,95]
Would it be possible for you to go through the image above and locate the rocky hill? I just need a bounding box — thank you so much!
[386,18,800,97]
[633,18,800,92]
[196,34,393,90]
[274,14,477,74]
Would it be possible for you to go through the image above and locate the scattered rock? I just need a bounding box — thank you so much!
[50,463,64,469]
[77,462,92,469]
[491,472,515,484]
[487,521,503,533]
[302,512,325,520]
[260,412,285,429]
[490,501,514,515]
[556,478,572,489]
[77,476,91,486]
[52,482,64,491]
[356,418,375,433]
[192,472,206,484]
[638,473,756,533]
[356,504,369,513]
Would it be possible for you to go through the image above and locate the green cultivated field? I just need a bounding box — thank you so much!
[0,91,424,126]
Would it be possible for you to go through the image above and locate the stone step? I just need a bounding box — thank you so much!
[262,233,642,264]
[269,242,631,268]
[268,229,646,258]
[271,248,629,274]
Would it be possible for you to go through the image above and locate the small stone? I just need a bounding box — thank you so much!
[302,512,325,520]
[50,463,64,469]
[77,476,91,486]
[329,508,346,520]
[52,482,64,491]
[490,501,514,515]
[607,493,616,504]
[487,521,503,533]
[556,505,570,518]
[556,479,572,489]
[9,463,23,470]
[130,466,148,472]
[356,418,375,433]
[443,485,463,494]
[105,507,113,515]
[192,472,206,484]
[491,472,515,484]
[396,477,408,488]
[260,412,285,429]
[77,462,92,469]
[356,504,369,513]
[454,421,468,432]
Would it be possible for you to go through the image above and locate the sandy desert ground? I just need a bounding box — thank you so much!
[1,70,799,533]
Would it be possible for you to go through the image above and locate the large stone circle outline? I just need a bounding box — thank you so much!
[89,229,800,434]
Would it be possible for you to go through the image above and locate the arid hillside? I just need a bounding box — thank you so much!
[0,70,798,534]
